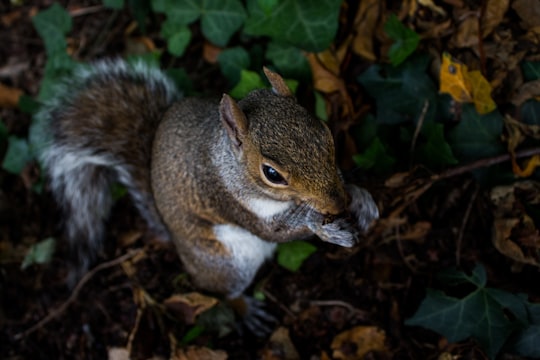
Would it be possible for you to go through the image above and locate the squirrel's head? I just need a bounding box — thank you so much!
[219,68,347,216]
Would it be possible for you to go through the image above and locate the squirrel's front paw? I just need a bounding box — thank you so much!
[346,184,379,233]
[312,218,358,247]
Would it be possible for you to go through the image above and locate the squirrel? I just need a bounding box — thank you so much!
[37,59,378,328]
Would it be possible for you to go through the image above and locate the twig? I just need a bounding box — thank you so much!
[310,300,370,319]
[410,100,430,166]
[14,250,142,340]
[68,5,104,17]
[456,184,479,266]
[432,147,540,182]
[263,289,295,318]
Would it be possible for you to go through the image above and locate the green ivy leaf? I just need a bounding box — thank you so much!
[21,237,56,270]
[265,42,311,81]
[156,0,246,47]
[314,91,327,122]
[417,122,458,167]
[358,56,440,125]
[277,241,317,272]
[521,99,540,125]
[406,264,532,359]
[103,0,124,9]
[161,19,191,56]
[384,14,420,66]
[200,0,246,46]
[32,3,72,56]
[229,70,266,98]
[244,0,342,52]
[521,61,540,81]
[257,0,279,14]
[218,47,251,84]
[0,121,8,142]
[2,136,32,174]
[406,289,514,359]
[448,104,504,161]
[353,137,395,173]
[511,325,540,358]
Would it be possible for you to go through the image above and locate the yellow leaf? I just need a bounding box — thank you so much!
[512,155,540,177]
[332,326,387,359]
[439,53,496,114]
[466,70,497,114]
[439,53,473,102]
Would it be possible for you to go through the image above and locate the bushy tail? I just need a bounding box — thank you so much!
[36,59,181,283]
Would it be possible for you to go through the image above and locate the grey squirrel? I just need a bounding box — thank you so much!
[38,59,378,322]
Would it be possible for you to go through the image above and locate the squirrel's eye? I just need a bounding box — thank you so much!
[262,165,287,185]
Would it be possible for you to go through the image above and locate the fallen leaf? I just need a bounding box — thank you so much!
[439,53,472,102]
[164,292,218,324]
[467,70,497,114]
[481,0,509,37]
[351,0,381,62]
[510,79,540,106]
[451,15,479,48]
[203,41,222,64]
[173,346,228,360]
[512,0,540,29]
[512,155,540,177]
[0,83,23,109]
[439,53,496,114]
[491,182,540,266]
[108,347,130,360]
[419,0,446,16]
[261,327,300,360]
[331,326,387,360]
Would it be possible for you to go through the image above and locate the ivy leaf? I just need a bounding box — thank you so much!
[521,61,540,81]
[229,70,266,98]
[511,325,540,358]
[103,0,124,9]
[353,137,395,173]
[244,0,342,52]
[21,237,56,270]
[448,104,504,161]
[157,0,246,47]
[2,136,32,174]
[32,3,72,57]
[265,42,311,81]
[200,0,246,46]
[417,122,458,167]
[406,264,530,359]
[161,19,191,56]
[521,99,540,126]
[384,14,420,66]
[358,55,440,125]
[277,241,317,272]
[218,47,251,85]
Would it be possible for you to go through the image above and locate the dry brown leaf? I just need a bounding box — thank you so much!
[419,0,447,16]
[0,83,23,109]
[481,0,509,37]
[491,182,540,266]
[260,327,300,360]
[451,16,479,48]
[203,42,222,64]
[510,79,540,106]
[164,292,218,324]
[331,326,387,360]
[173,346,228,360]
[512,0,540,29]
[108,347,130,360]
[351,0,380,61]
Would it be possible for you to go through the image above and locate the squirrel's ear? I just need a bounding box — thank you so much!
[219,94,248,149]
[263,67,293,97]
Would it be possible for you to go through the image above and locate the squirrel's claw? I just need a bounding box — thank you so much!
[229,296,277,337]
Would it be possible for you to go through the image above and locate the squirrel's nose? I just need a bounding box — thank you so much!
[324,188,348,216]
